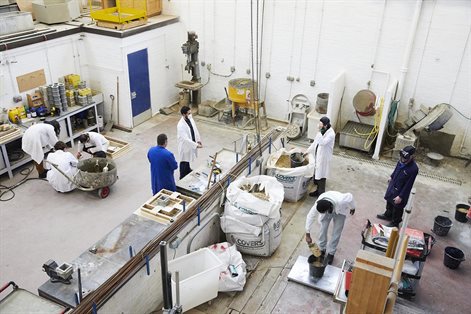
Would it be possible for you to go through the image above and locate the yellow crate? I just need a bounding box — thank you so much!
[78,88,92,96]
[91,5,146,24]
[65,74,81,88]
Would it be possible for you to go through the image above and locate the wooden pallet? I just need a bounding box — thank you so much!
[0,127,22,145]
[96,17,147,30]
[104,136,131,159]
[137,189,196,225]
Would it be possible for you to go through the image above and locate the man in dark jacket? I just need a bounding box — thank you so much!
[377,146,419,227]
[147,134,178,194]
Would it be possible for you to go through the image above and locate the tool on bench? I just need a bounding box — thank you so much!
[206,153,219,189]
[42,260,73,284]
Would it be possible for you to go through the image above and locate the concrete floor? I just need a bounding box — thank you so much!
[1,112,470,313]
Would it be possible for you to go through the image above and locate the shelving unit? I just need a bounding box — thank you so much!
[0,134,32,179]
[0,97,104,179]
[46,100,104,148]
[360,224,434,299]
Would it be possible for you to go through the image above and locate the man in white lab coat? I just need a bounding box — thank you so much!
[305,116,335,197]
[22,121,60,178]
[177,106,202,179]
[77,132,109,158]
[305,191,356,265]
[45,141,78,193]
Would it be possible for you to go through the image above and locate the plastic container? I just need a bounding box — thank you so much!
[290,153,304,168]
[432,216,452,236]
[444,247,465,269]
[168,248,223,312]
[316,93,329,114]
[455,203,470,223]
[97,115,104,130]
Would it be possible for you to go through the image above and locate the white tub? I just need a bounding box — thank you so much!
[168,248,223,312]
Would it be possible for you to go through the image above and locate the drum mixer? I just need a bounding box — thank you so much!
[286,94,311,140]
[227,78,267,129]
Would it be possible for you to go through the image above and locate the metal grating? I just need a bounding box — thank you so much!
[335,152,462,186]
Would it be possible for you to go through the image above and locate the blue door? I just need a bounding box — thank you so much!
[127,49,151,126]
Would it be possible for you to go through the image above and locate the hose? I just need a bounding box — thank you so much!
[353,97,384,150]
[0,166,46,201]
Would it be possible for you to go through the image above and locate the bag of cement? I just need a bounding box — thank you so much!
[224,202,270,227]
[220,215,261,237]
[225,175,284,219]
[266,148,315,202]
[208,242,247,292]
[226,217,282,257]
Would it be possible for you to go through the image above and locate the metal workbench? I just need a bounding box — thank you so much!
[176,148,239,198]
[38,214,166,308]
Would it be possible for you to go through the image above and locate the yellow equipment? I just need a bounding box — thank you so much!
[90,0,147,24]
[227,78,258,109]
[8,106,26,123]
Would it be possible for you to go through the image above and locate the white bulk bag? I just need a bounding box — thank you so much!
[225,175,284,219]
[266,148,315,202]
[208,242,247,292]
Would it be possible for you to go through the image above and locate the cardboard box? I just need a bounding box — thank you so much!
[27,91,44,108]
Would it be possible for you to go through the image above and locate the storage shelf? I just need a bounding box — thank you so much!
[72,124,99,139]
[9,154,32,168]
[0,96,104,179]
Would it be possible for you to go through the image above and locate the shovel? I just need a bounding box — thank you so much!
[103,94,115,133]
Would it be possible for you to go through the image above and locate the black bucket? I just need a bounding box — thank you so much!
[308,255,326,278]
[290,153,305,168]
[455,203,470,223]
[444,247,465,269]
[432,216,452,236]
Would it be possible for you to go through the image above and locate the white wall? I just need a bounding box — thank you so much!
[0,23,186,129]
[0,35,83,109]
[79,23,186,128]
[163,0,471,157]
[1,1,469,155]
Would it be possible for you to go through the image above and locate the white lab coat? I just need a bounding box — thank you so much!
[78,132,109,154]
[305,191,355,232]
[22,123,58,164]
[177,115,201,162]
[306,127,335,180]
[45,150,78,192]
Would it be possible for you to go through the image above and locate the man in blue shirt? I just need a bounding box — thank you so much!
[377,145,419,227]
[147,133,178,194]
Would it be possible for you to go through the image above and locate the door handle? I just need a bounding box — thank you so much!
[131,91,137,99]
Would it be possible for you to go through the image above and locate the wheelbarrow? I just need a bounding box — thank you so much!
[46,157,118,198]
[0,281,67,313]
